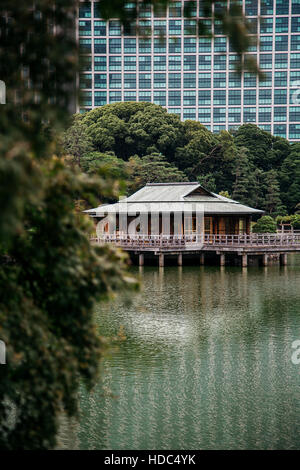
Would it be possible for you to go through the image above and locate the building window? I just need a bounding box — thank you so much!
[291,35,300,51]
[289,106,300,121]
[213,107,226,122]
[213,89,226,106]
[260,54,272,69]
[94,56,106,71]
[139,39,151,53]
[154,73,166,88]
[124,56,136,71]
[276,17,289,33]
[124,74,136,89]
[183,108,196,120]
[169,90,181,106]
[275,36,288,52]
[243,107,256,122]
[260,36,273,52]
[199,55,211,70]
[169,55,182,70]
[259,107,272,122]
[154,38,166,53]
[244,89,256,105]
[198,109,211,123]
[184,37,196,53]
[109,39,121,54]
[289,124,300,139]
[139,56,151,71]
[109,21,121,36]
[169,73,181,88]
[94,39,106,54]
[109,91,122,103]
[79,20,91,36]
[274,89,287,105]
[154,55,166,70]
[79,2,91,18]
[244,72,256,88]
[169,20,182,35]
[154,20,166,36]
[199,37,211,53]
[228,108,241,123]
[184,73,196,88]
[199,90,211,106]
[184,20,197,35]
[261,0,273,15]
[79,38,91,53]
[124,38,136,54]
[214,72,226,88]
[276,0,289,15]
[169,38,181,53]
[214,55,227,70]
[124,91,136,101]
[274,124,286,138]
[139,91,152,102]
[183,90,196,106]
[228,90,241,106]
[154,91,166,106]
[274,71,287,87]
[198,73,211,88]
[139,74,151,89]
[228,72,241,88]
[245,0,258,16]
[80,73,92,89]
[109,74,122,89]
[184,55,196,70]
[94,91,106,106]
[94,20,106,36]
[274,106,287,122]
[109,56,121,71]
[94,74,106,89]
[169,2,182,18]
[259,72,272,87]
[275,53,288,69]
[292,17,300,33]
[260,18,273,34]
[290,53,300,69]
[259,89,272,105]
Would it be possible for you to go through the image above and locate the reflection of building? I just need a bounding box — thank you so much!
[86,182,263,236]
[78,0,300,140]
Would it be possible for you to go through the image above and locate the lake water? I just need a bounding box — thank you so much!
[59,255,300,450]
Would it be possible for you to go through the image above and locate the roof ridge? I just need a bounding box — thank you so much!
[146,182,199,186]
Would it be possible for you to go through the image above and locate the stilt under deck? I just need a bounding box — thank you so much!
[91,233,300,267]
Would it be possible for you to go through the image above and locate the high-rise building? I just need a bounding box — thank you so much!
[78,0,300,141]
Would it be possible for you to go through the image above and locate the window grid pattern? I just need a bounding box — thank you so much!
[78,0,300,140]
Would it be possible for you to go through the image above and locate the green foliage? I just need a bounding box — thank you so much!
[65,107,300,216]
[252,216,277,234]
[127,152,188,192]
[0,0,137,450]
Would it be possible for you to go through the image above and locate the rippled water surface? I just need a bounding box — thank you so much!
[60,256,300,449]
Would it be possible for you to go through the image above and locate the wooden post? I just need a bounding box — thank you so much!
[178,253,182,266]
[159,253,164,267]
[280,253,287,266]
[220,254,225,266]
[139,253,144,266]
[200,253,205,265]
[242,254,248,267]
[262,254,268,266]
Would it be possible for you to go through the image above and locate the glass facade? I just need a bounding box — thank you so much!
[78,0,300,141]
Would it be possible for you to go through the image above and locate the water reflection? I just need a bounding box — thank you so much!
[60,256,300,449]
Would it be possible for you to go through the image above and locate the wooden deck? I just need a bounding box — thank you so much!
[91,233,300,253]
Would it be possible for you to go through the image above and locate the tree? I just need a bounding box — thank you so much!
[263,170,287,216]
[0,1,137,450]
[128,152,187,191]
[280,143,300,213]
[63,117,94,167]
[232,147,254,206]
[252,216,277,233]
